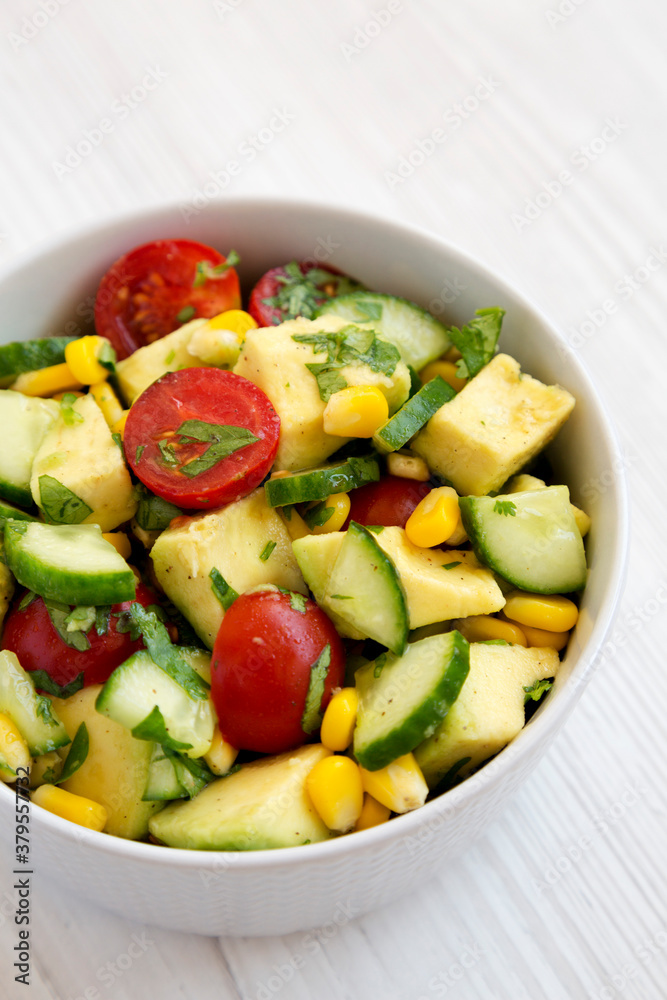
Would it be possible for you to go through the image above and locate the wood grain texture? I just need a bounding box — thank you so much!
[0,0,665,997]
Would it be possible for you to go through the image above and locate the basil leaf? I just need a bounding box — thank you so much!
[443,561,462,570]
[447,307,505,379]
[131,705,193,750]
[175,422,259,478]
[209,567,238,611]
[128,603,209,701]
[35,694,61,728]
[18,591,37,612]
[290,592,307,614]
[44,598,91,651]
[305,364,347,402]
[28,670,84,699]
[95,606,111,636]
[300,644,331,735]
[38,475,92,525]
[259,540,276,561]
[64,605,96,634]
[163,748,215,798]
[302,502,334,530]
[157,439,179,468]
[51,722,89,783]
[135,487,182,531]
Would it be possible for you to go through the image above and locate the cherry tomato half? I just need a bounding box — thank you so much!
[248,260,362,327]
[211,589,345,754]
[1,584,158,690]
[344,475,431,529]
[124,368,280,510]
[94,239,241,359]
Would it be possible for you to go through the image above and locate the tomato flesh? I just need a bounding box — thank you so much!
[94,239,241,359]
[248,260,361,327]
[1,584,158,690]
[124,368,280,509]
[345,475,431,529]
[211,589,345,754]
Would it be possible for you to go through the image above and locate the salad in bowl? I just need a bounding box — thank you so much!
[0,234,591,852]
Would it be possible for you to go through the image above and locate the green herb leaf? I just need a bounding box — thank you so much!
[523,678,554,703]
[131,705,193,750]
[447,307,505,379]
[289,592,307,613]
[294,325,399,402]
[64,605,96,634]
[493,500,516,517]
[112,609,141,641]
[302,502,334,530]
[28,670,84,699]
[135,445,145,464]
[93,606,111,636]
[111,432,124,453]
[301,644,331,734]
[135,486,182,531]
[366,524,385,534]
[176,305,196,323]
[128,603,209,701]
[163,420,259,479]
[353,300,383,322]
[330,594,352,600]
[262,264,362,321]
[50,722,89,783]
[35,694,61,728]
[38,475,92,525]
[59,393,84,426]
[209,567,239,611]
[163,748,215,798]
[97,340,117,373]
[373,652,387,678]
[305,363,348,402]
[18,591,37,612]
[259,540,277,561]
[193,250,240,288]
[157,439,179,468]
[44,598,91,651]
[443,561,462,570]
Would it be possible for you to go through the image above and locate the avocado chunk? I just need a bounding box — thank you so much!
[412,353,575,496]
[51,684,163,839]
[115,318,208,404]
[151,487,307,648]
[149,743,334,850]
[414,642,560,788]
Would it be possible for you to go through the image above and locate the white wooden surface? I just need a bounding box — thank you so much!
[1,1,666,997]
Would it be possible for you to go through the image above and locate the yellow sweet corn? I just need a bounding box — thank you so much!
[112,411,129,439]
[323,386,389,438]
[279,505,311,542]
[32,784,108,832]
[207,309,258,337]
[419,359,467,393]
[89,380,125,429]
[306,755,364,832]
[359,752,428,814]
[64,335,111,385]
[102,532,132,559]
[516,621,570,651]
[405,486,461,548]
[310,493,351,535]
[455,614,527,646]
[354,793,391,831]
[0,713,31,782]
[386,451,430,481]
[11,363,83,397]
[503,591,579,633]
[572,504,591,538]
[320,688,358,751]
[203,727,238,776]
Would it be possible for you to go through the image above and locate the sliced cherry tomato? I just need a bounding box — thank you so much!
[248,260,362,327]
[211,589,345,754]
[344,475,431,530]
[124,367,280,510]
[1,584,158,690]
[94,239,241,359]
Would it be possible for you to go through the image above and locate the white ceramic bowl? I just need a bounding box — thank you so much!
[0,199,628,937]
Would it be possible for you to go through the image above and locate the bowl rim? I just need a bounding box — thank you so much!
[0,195,630,869]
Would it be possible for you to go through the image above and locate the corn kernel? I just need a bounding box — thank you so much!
[64,336,111,385]
[102,532,132,559]
[11,363,83,397]
[572,504,591,538]
[359,752,428,813]
[419,360,467,393]
[112,411,129,439]
[454,614,527,646]
[309,493,351,535]
[207,309,258,337]
[323,386,389,438]
[0,712,31,782]
[517,621,570,651]
[321,688,358,751]
[203,727,238,776]
[503,591,579,632]
[354,793,391,831]
[405,486,461,548]
[387,451,430,481]
[32,784,108,831]
[89,380,125,429]
[306,755,364,832]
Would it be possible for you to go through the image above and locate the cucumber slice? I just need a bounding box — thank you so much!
[142,745,187,801]
[323,521,408,655]
[459,486,587,593]
[4,521,136,606]
[0,390,59,506]
[373,375,455,452]
[0,500,37,525]
[95,649,215,759]
[315,292,450,371]
[353,632,469,771]
[0,650,70,755]
[0,337,78,381]
[265,454,379,507]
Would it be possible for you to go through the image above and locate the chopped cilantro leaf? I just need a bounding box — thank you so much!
[493,500,516,517]
[447,307,505,379]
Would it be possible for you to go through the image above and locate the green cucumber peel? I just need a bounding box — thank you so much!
[128,603,209,701]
